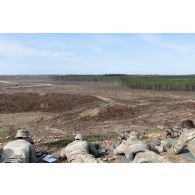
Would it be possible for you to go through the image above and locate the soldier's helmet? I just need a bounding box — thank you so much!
[74,133,83,140]
[181,120,195,130]
[15,129,32,138]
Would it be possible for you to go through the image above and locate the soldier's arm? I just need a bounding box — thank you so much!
[151,138,175,153]
[154,145,164,153]
[161,138,176,152]
[170,135,186,154]
[29,145,38,163]
[149,139,163,153]
[113,142,125,155]
[59,148,67,159]
[171,142,184,154]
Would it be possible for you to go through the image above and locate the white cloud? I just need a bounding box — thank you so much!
[0,40,74,58]
[140,34,193,52]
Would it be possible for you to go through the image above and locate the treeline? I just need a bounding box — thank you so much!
[52,75,122,83]
[51,75,195,91]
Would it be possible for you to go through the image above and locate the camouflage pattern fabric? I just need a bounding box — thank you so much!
[0,139,37,163]
[179,148,195,161]
[171,129,195,157]
[60,140,103,163]
[165,126,183,138]
[70,154,103,163]
[113,138,149,159]
[149,139,161,152]
[114,137,170,163]
[186,139,195,158]
[133,150,170,163]
[151,138,176,153]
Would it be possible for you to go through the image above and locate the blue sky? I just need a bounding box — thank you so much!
[0,33,195,75]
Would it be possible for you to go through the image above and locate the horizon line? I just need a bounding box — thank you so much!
[1,74,195,77]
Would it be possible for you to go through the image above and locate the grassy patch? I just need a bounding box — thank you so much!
[85,132,119,142]
[43,137,73,148]
[43,132,119,149]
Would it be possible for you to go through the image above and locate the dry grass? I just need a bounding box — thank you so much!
[0,93,102,113]
[1,77,195,162]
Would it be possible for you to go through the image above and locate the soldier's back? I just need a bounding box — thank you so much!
[123,139,149,156]
[1,139,32,163]
[171,129,195,155]
[183,129,195,141]
[64,140,89,162]
[185,130,195,157]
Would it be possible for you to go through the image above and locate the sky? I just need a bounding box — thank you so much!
[0,33,195,75]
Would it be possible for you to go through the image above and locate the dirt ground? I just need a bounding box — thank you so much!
[0,76,195,163]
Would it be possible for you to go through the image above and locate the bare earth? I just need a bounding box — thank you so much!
[0,76,195,163]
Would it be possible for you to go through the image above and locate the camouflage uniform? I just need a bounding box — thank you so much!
[1,139,37,163]
[171,129,195,157]
[60,134,103,163]
[114,131,170,163]
[114,139,149,160]
[150,138,176,153]
[133,150,170,163]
